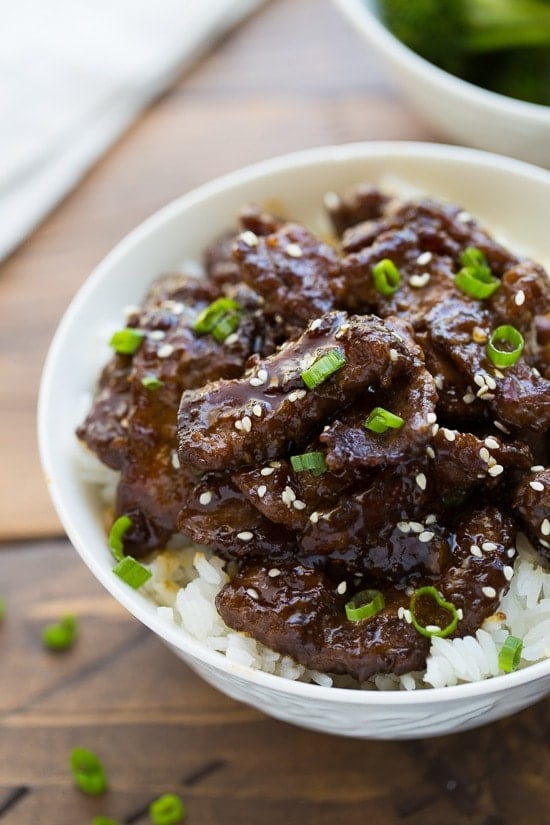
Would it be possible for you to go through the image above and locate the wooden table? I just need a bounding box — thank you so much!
[1,1,548,822]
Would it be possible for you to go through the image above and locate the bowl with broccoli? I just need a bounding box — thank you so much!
[333,0,550,168]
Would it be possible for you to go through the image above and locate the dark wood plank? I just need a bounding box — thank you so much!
[1,540,549,825]
[0,0,433,540]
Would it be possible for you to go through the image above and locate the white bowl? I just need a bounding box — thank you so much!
[38,142,550,739]
[333,0,550,169]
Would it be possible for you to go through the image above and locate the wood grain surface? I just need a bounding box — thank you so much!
[1,1,549,823]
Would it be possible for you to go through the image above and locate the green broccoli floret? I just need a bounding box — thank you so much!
[375,0,550,104]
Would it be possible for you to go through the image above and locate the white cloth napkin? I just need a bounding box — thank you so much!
[0,0,267,262]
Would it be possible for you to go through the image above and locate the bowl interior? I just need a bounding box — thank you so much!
[38,141,550,708]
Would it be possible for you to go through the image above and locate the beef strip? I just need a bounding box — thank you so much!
[511,467,550,562]
[216,506,514,681]
[233,222,339,328]
[177,311,413,473]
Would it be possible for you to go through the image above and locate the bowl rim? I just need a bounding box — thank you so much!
[38,139,550,706]
[333,0,550,121]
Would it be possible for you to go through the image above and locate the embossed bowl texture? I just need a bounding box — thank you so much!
[333,0,550,169]
[38,142,550,739]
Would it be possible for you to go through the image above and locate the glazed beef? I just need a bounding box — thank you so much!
[77,182,550,679]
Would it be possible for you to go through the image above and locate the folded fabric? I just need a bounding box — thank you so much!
[0,0,267,262]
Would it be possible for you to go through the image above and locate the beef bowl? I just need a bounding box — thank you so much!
[38,142,550,739]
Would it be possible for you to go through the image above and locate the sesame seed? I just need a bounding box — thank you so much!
[425,624,441,633]
[427,412,437,424]
[416,251,432,265]
[457,210,471,223]
[246,587,259,599]
[241,416,252,433]
[257,485,267,499]
[479,447,490,463]
[480,392,495,401]
[282,486,296,506]
[237,531,254,541]
[409,272,431,288]
[482,586,497,598]
[540,539,550,549]
[397,521,411,533]
[482,541,498,552]
[472,327,487,343]
[431,423,439,436]
[199,491,212,506]
[503,566,514,581]
[532,367,541,378]
[507,548,516,558]
[457,608,464,620]
[426,445,435,459]
[239,230,259,247]
[268,568,281,577]
[389,348,399,361]
[149,330,166,340]
[485,374,497,390]
[474,373,486,388]
[337,581,347,595]
[293,499,306,510]
[425,514,437,525]
[397,606,405,620]
[403,609,412,624]
[225,333,239,345]
[419,531,434,543]
[249,376,264,387]
[157,343,174,358]
[252,403,263,418]
[234,420,243,431]
[470,545,483,558]
[494,420,509,433]
[530,481,545,492]
[171,451,180,470]
[323,191,340,210]
[485,436,500,449]
[476,385,490,398]
[493,369,505,379]
[416,473,427,491]
[442,428,455,442]
[463,392,476,404]
[258,368,268,382]
[541,518,550,536]
[260,467,275,476]
[286,242,303,258]
[309,511,320,524]
[488,464,504,477]
[434,374,445,390]
[531,465,545,472]
[409,521,424,533]
[310,318,322,331]
[288,389,307,402]
[514,290,525,306]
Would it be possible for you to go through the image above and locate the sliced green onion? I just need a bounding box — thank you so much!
[211,311,241,343]
[92,818,120,825]
[409,586,459,638]
[69,747,108,796]
[112,556,152,589]
[149,792,186,825]
[454,247,500,299]
[301,348,346,389]
[460,247,487,269]
[193,298,240,335]
[363,406,405,434]
[372,258,401,296]
[141,373,163,391]
[290,451,327,476]
[42,615,78,651]
[108,515,132,562]
[499,635,523,673]
[345,589,385,622]
[109,328,145,355]
[0,596,5,621]
[486,325,524,368]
